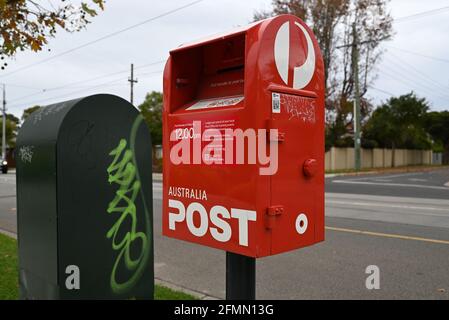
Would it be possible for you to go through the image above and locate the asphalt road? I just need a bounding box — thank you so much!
[326,169,449,199]
[0,173,17,237]
[1,169,449,299]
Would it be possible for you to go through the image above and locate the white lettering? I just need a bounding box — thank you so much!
[167,200,256,247]
[210,205,232,243]
[65,265,80,290]
[168,199,185,230]
[186,202,208,237]
[231,209,257,246]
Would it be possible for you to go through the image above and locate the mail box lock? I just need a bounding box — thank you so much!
[303,158,318,178]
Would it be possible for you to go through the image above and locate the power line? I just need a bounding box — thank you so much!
[47,60,164,92]
[7,77,126,110]
[0,0,203,78]
[8,70,162,110]
[382,56,449,98]
[366,52,449,110]
[136,70,163,78]
[386,45,449,64]
[337,6,449,49]
[371,82,446,110]
[394,6,449,24]
[381,69,442,99]
[7,59,165,103]
[0,83,43,90]
[380,68,449,101]
[384,52,449,92]
[369,86,394,97]
[377,52,449,100]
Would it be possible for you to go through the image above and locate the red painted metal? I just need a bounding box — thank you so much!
[162,14,325,257]
[303,158,318,178]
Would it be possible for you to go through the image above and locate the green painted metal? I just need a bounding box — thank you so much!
[16,94,154,299]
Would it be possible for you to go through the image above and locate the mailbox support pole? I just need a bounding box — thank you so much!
[226,252,255,300]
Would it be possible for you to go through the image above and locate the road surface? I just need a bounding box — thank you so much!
[1,169,448,299]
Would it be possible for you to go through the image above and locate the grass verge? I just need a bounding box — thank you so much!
[0,233,18,300]
[0,233,196,300]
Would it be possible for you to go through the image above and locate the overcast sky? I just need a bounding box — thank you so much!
[1,0,449,119]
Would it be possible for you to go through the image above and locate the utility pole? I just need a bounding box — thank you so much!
[351,23,362,171]
[128,63,138,105]
[2,84,6,161]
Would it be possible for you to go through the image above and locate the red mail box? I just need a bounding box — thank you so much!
[162,14,325,257]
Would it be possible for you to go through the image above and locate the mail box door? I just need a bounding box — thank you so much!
[269,92,324,255]
[260,16,325,254]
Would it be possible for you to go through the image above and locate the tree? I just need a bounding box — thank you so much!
[254,0,393,145]
[138,91,163,146]
[0,113,19,148]
[21,105,41,122]
[0,0,104,67]
[363,92,431,165]
[424,111,449,164]
[325,96,373,149]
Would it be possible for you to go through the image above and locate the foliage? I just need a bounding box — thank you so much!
[325,97,373,149]
[0,113,19,148]
[0,0,104,66]
[138,91,163,146]
[424,111,449,163]
[21,105,41,122]
[0,233,18,300]
[154,285,197,300]
[0,106,43,151]
[363,92,431,150]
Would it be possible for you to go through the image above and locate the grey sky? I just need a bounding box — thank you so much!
[1,0,449,119]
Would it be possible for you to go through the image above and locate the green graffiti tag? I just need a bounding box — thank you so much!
[106,115,151,294]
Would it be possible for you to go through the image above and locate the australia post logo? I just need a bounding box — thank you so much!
[274,20,316,89]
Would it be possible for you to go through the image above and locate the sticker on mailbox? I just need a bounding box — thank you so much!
[272,92,281,113]
[186,96,244,111]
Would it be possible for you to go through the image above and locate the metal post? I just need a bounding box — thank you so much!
[226,252,256,300]
[352,23,361,171]
[2,84,6,160]
[128,63,138,105]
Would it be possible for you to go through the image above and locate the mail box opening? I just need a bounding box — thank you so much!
[169,33,246,113]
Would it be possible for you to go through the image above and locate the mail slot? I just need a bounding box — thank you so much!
[162,14,325,257]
